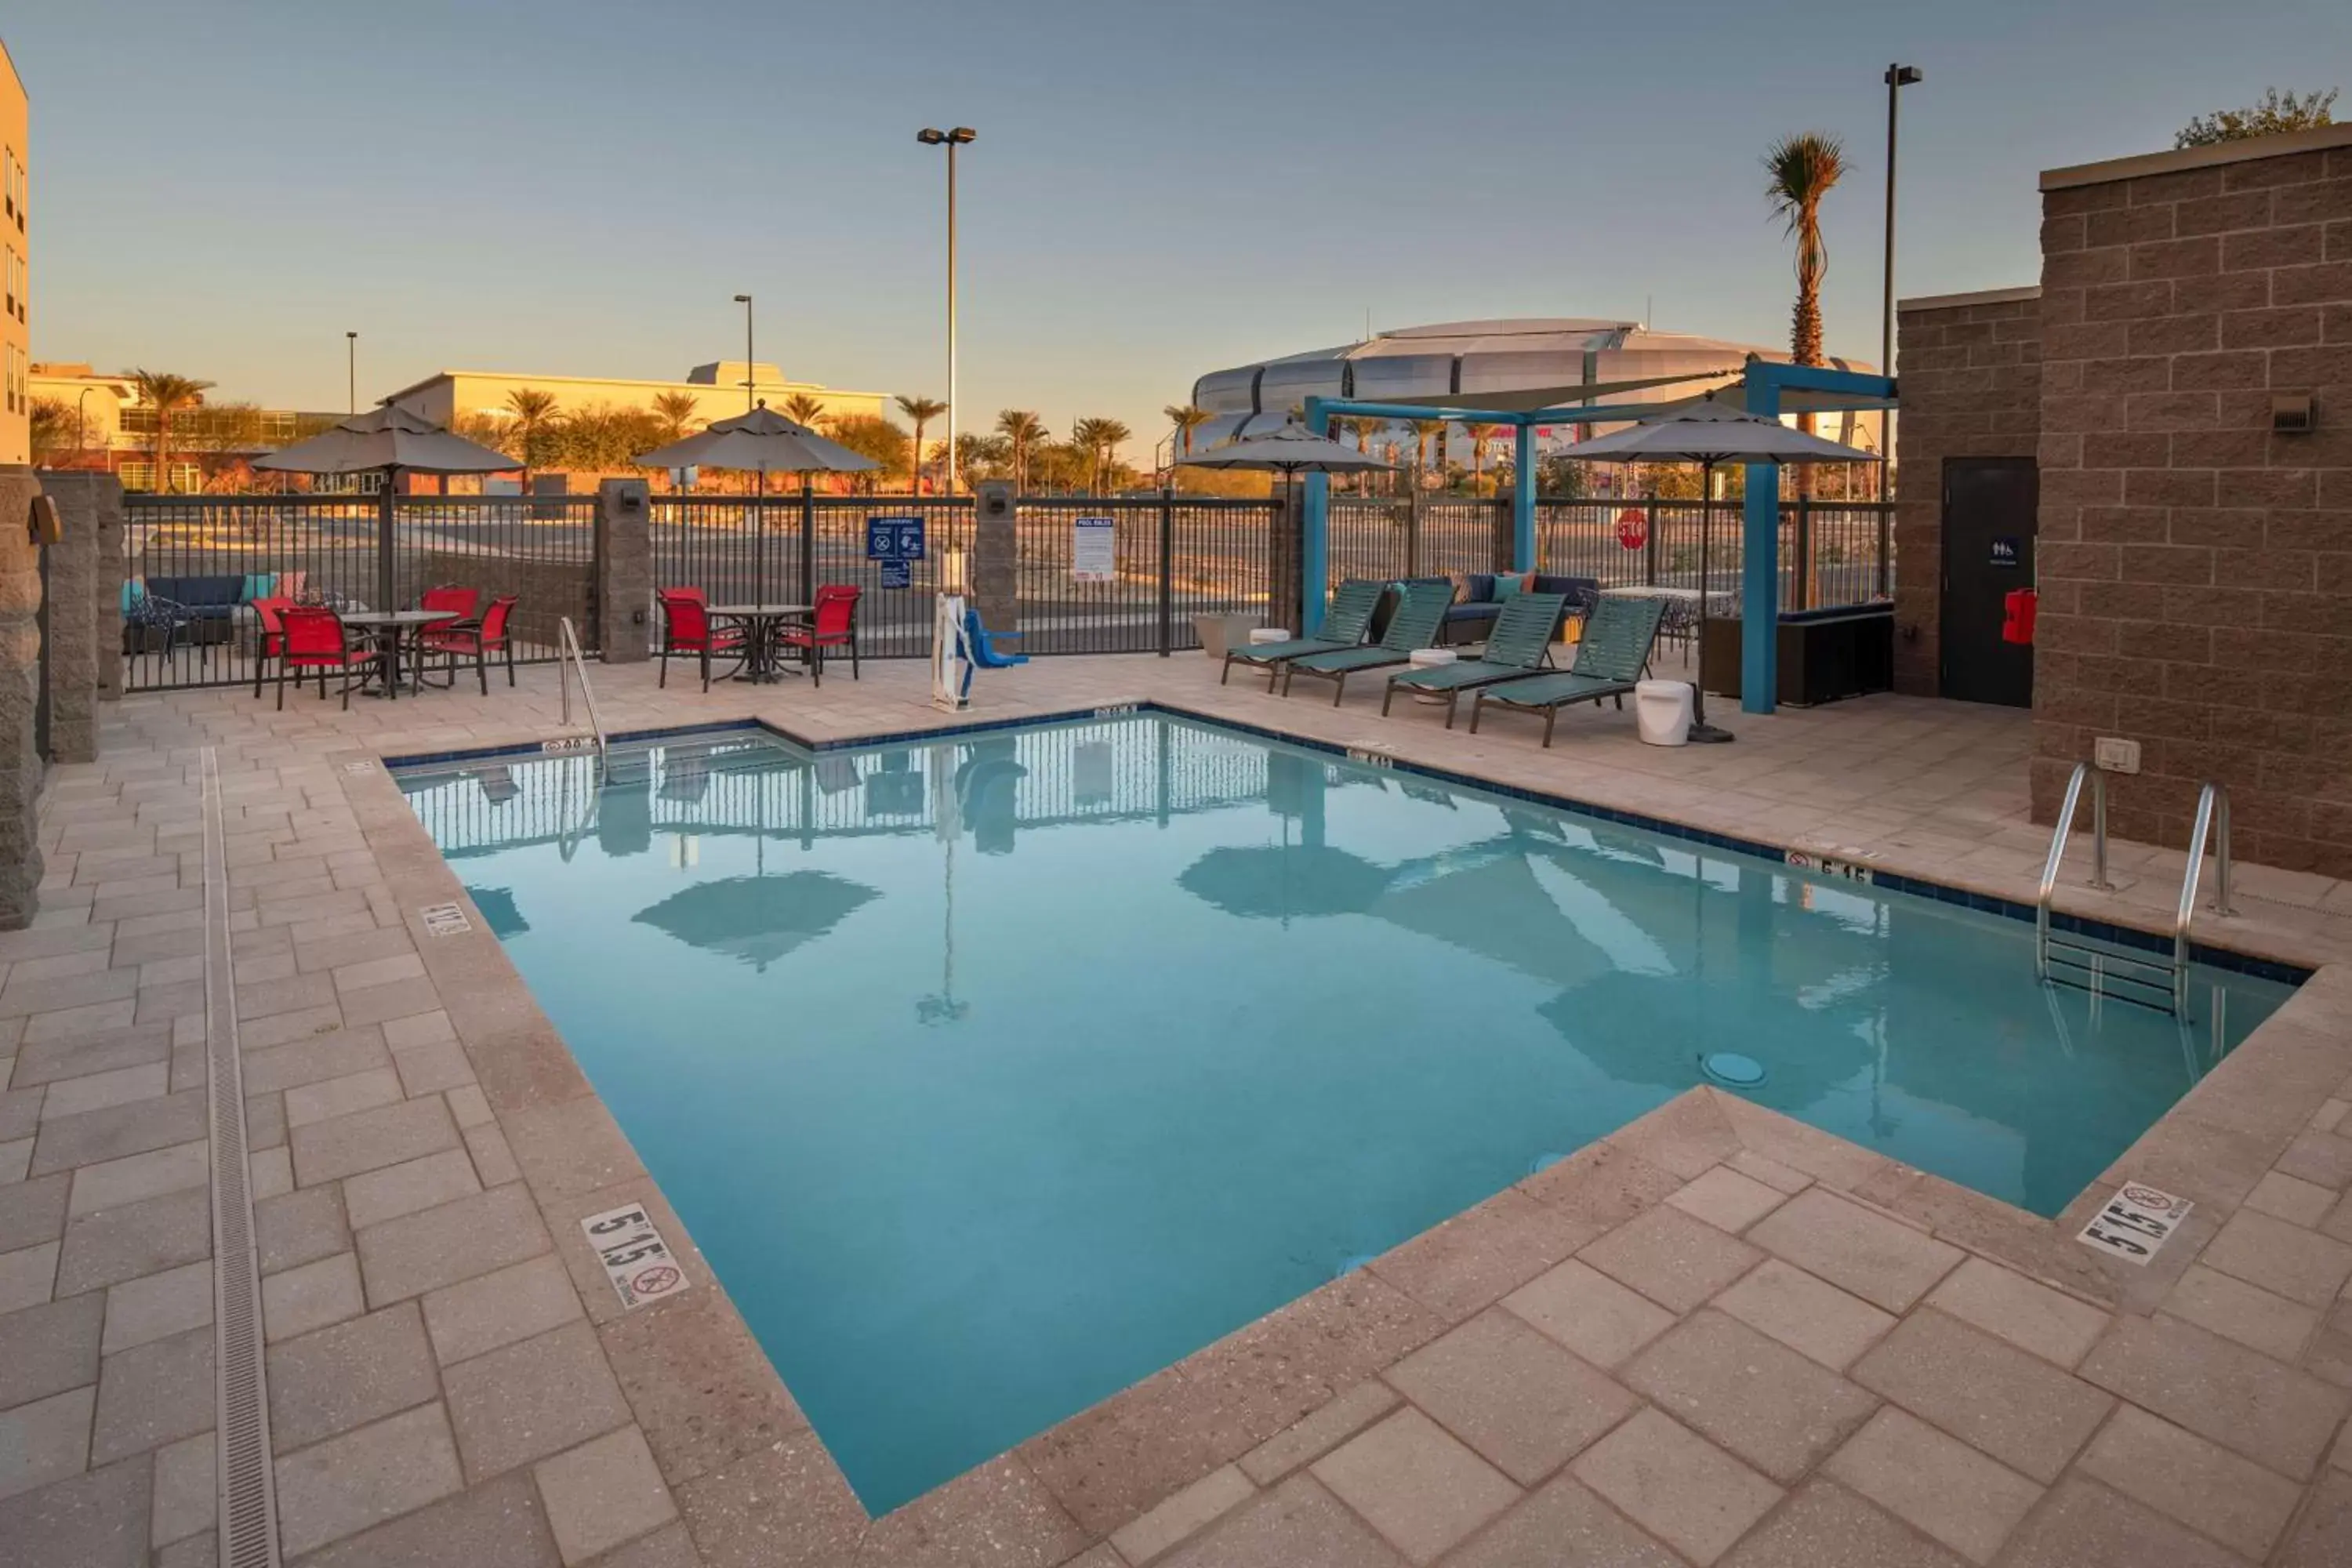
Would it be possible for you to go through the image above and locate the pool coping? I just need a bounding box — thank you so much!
[336,697,2352,1554]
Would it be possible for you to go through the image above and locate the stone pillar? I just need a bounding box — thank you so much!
[971,481,1017,631]
[96,481,124,703]
[595,478,652,662]
[40,474,111,763]
[1269,486,1302,634]
[0,466,46,929]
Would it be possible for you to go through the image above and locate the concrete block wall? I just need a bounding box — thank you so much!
[0,466,42,927]
[1892,287,2045,695]
[2031,125,2352,873]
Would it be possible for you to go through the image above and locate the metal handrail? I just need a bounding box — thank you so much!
[556,617,608,772]
[2035,761,2114,980]
[2174,782,2235,1014]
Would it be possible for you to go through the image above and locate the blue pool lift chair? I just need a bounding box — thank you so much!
[960,608,1029,699]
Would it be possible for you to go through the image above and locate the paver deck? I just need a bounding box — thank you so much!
[1,648,2347,1566]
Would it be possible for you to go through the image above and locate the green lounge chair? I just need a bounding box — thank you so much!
[1381,591,1569,728]
[1468,596,1668,746]
[1281,585,1450,706]
[1220,579,1385,688]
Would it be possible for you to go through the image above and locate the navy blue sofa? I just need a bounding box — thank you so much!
[1439,574,1600,644]
[122,574,249,653]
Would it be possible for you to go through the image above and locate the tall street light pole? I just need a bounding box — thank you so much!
[346,331,358,415]
[733,294,754,412]
[1880,64,1921,525]
[918,126,975,492]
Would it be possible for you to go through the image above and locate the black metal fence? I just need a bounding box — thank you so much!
[120,494,599,692]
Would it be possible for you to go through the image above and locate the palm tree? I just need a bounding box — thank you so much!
[895,395,949,492]
[126,370,214,492]
[1461,423,1509,495]
[650,390,702,443]
[1163,404,1211,461]
[1764,131,1846,453]
[995,409,1046,492]
[1072,417,1131,493]
[1408,419,1445,490]
[502,387,562,490]
[29,397,74,466]
[781,392,829,429]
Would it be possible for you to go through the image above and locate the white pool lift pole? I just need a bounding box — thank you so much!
[932,593,971,711]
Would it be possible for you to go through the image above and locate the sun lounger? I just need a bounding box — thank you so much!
[1468,596,1668,746]
[1281,586,1451,706]
[1221,579,1385,687]
[1381,591,1568,728]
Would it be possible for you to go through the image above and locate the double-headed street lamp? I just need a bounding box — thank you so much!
[917,126,976,493]
[733,294,754,412]
[347,331,358,415]
[1878,63,1922,551]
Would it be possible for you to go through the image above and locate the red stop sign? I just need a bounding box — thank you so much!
[1615,508,1649,550]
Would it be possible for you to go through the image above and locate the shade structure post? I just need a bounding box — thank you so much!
[1301,397,1330,635]
[1741,374,1783,714]
[800,474,816,604]
[376,469,397,611]
[751,468,766,603]
[1512,423,1536,573]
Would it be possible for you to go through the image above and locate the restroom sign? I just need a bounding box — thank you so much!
[1990,536,2020,568]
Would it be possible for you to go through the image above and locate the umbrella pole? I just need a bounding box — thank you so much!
[753,467,765,605]
[1688,459,1733,743]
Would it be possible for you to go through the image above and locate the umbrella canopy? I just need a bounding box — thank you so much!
[1555,397,1879,466]
[1178,423,1396,476]
[252,403,522,475]
[631,871,879,971]
[632,403,878,476]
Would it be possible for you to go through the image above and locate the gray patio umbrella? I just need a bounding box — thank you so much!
[1180,425,1396,628]
[251,404,522,610]
[1554,397,1879,742]
[630,870,879,972]
[633,404,878,604]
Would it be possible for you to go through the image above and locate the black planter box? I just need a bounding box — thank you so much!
[1700,605,1894,706]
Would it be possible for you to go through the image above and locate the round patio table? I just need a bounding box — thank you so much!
[340,608,460,701]
[706,603,812,684]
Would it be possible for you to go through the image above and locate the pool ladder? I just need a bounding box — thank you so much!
[556,616,608,775]
[2034,762,2234,1015]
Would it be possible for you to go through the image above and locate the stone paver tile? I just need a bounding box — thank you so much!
[339,977,445,1030]
[261,1250,366,1344]
[266,1302,440,1451]
[284,1066,405,1129]
[91,1323,212,1465]
[534,1425,677,1566]
[235,1027,389,1098]
[0,1239,58,1313]
[17,998,137,1047]
[499,1098,646,1204]
[2161,1261,2321,1362]
[2078,1403,2299,1561]
[0,1290,103,1412]
[378,1009,456,1050]
[1822,1405,2038,1564]
[2278,1130,2352,1190]
[274,1403,465,1559]
[248,1145,291,1203]
[423,1253,585,1368]
[149,1430,213,1548]
[0,1453,153,1568]
[57,1184,212,1296]
[1712,1257,1895,1371]
[1516,1141,1686,1229]
[1309,1408,1519,1565]
[1623,1308,1878,1484]
[343,1147,482,1231]
[332,953,426,995]
[2244,1170,2339,1227]
[1996,1476,2249,1568]
[2077,1312,2350,1481]
[29,1089,204,1177]
[1717,1479,1972,1568]
[10,1025,169,1092]
[1156,1473,1408,1568]
[390,1040,476,1098]
[2309,1299,2352,1391]
[1238,1378,1399,1486]
[100,1257,212,1354]
[1576,1204,1762,1314]
[289,1094,460,1187]
[66,1138,208,1218]
[1367,1188,1602,1321]
[1726,1149,1813,1196]
[1443,1471,1682,1568]
[298,1470,560,1568]
[2198,1205,2352,1308]
[1109,1462,1255,1565]
[590,1522,703,1568]
[673,1431,871,1568]
[1608,1093,1742,1179]
[1569,1407,1783,1568]
[1920,1257,2109,1369]
[445,1322,633,1482]
[1383,1308,1638,1485]
[466,1123,523,1187]
[1500,1256,1676,1370]
[358,1182,550,1306]
[593,1287,804,1489]
[38,1062,168,1121]
[2278,1470,2352,1567]
[256,1184,349,1276]
[1744,1189,1962,1312]
[447,1084,495,1130]
[0,1136,26,1184]
[0,1171,67,1253]
[1850,1310,2111,1483]
[0,1385,94,1502]
[1664,1166,1790,1234]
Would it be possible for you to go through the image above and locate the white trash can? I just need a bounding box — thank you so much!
[1635,680,1694,747]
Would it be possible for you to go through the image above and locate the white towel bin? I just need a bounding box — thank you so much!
[1635,680,1693,747]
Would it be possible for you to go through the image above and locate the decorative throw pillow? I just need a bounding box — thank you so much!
[1491,572,1528,599]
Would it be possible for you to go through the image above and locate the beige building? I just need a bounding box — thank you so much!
[0,40,27,466]
[383,361,891,432]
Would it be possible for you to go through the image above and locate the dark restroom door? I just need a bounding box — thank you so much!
[1940,457,2037,707]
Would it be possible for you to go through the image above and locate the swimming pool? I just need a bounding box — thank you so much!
[397,712,2293,1512]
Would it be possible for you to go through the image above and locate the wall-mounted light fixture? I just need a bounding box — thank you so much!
[2273,394,2316,434]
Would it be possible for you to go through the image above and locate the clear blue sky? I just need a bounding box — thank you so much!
[11,2,2347,447]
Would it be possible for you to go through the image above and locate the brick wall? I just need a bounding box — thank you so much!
[2034,126,2352,873]
[1892,288,2045,695]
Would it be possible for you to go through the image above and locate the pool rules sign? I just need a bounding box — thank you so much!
[583,1203,691,1309]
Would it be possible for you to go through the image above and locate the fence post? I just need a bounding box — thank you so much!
[1876,499,1893,600]
[595,478,651,662]
[799,477,817,606]
[36,474,107,762]
[1795,495,1813,612]
[376,477,397,612]
[1156,488,1173,656]
[1644,493,1659,586]
[0,466,46,929]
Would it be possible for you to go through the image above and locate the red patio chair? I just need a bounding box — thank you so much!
[776,583,862,687]
[249,595,296,699]
[657,588,746,692]
[277,606,377,710]
[419,593,519,695]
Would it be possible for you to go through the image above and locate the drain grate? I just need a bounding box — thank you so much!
[202,750,283,1568]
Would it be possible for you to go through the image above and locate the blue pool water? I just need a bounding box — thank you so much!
[397,713,2292,1512]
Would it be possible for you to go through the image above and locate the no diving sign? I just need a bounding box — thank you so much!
[582,1203,691,1309]
[2076,1181,2192,1266]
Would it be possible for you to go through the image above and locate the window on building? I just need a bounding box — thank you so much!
[2,147,13,223]
[117,461,154,491]
[119,407,158,436]
[259,411,295,442]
